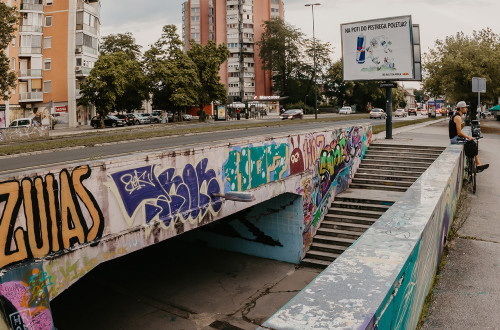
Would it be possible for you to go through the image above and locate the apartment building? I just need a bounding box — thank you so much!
[182,0,284,105]
[0,0,100,128]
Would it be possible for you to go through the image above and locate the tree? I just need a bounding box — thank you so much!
[257,18,304,98]
[188,40,229,121]
[143,25,200,121]
[423,28,500,119]
[100,32,142,60]
[78,52,145,121]
[0,3,17,100]
[323,60,354,107]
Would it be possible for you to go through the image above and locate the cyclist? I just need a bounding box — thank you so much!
[449,101,489,172]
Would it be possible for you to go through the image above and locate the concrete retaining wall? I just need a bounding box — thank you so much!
[0,124,371,329]
[0,127,49,142]
[262,143,465,329]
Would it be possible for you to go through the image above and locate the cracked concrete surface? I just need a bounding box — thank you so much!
[422,118,500,329]
[51,237,321,329]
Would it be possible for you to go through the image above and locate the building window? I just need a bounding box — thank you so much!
[46,0,53,5]
[44,59,51,70]
[11,58,15,71]
[12,36,15,47]
[43,81,51,93]
[44,37,51,49]
[45,16,52,27]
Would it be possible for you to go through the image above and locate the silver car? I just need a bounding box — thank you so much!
[130,113,150,124]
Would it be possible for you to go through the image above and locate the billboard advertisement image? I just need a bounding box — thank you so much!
[341,16,414,81]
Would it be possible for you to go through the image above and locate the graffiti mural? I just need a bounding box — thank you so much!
[0,165,104,269]
[0,264,54,330]
[107,158,222,233]
[223,142,289,192]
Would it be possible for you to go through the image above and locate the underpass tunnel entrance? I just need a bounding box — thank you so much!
[50,193,308,329]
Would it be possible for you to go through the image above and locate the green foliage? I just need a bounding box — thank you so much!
[188,40,229,120]
[100,33,142,60]
[423,28,500,106]
[143,25,201,120]
[0,2,18,101]
[285,101,314,114]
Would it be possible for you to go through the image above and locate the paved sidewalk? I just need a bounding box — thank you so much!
[421,118,500,329]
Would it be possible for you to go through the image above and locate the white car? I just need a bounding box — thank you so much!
[9,118,36,128]
[339,106,352,114]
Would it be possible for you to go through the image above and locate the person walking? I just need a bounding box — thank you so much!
[449,101,489,172]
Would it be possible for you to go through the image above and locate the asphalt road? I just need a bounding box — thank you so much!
[0,114,426,177]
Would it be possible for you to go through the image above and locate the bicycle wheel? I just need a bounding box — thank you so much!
[472,160,477,194]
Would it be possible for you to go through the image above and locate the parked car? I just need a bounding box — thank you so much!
[9,118,35,128]
[408,108,418,116]
[280,109,304,120]
[90,115,125,128]
[338,106,353,115]
[394,109,407,117]
[167,111,174,122]
[116,113,137,126]
[130,113,149,125]
[139,113,160,124]
[182,113,193,121]
[370,108,387,119]
[420,109,428,116]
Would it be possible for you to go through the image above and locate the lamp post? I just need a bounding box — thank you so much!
[304,94,308,108]
[305,3,321,120]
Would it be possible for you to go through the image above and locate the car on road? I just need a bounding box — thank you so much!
[338,106,353,115]
[394,109,407,117]
[8,118,35,128]
[370,108,387,119]
[116,113,137,126]
[280,109,304,120]
[419,109,428,116]
[408,108,418,116]
[90,115,125,128]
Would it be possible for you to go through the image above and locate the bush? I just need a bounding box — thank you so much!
[285,102,314,114]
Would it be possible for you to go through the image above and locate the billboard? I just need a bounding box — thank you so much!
[341,16,414,81]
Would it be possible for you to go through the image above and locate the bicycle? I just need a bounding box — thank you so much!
[463,135,483,194]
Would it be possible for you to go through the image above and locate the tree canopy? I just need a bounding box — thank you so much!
[0,3,18,101]
[100,32,142,60]
[423,28,500,116]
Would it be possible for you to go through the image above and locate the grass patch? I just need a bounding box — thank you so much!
[372,117,438,135]
[0,114,372,155]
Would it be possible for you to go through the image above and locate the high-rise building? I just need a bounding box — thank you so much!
[0,0,100,128]
[182,0,284,104]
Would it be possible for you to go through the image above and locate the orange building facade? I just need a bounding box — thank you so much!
[0,0,100,128]
[182,0,284,106]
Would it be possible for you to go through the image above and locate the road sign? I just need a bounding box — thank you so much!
[472,77,486,93]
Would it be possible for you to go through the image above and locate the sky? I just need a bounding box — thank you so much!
[101,0,500,88]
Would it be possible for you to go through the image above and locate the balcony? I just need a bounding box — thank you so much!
[82,45,98,56]
[18,69,42,78]
[19,92,43,102]
[19,25,43,33]
[77,0,100,17]
[20,0,43,12]
[76,23,98,35]
[18,47,42,56]
[75,66,91,76]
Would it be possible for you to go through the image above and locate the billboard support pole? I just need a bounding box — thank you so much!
[385,81,393,139]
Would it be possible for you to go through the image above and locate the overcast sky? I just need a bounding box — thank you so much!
[101,0,500,88]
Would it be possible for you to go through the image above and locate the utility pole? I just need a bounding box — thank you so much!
[305,3,321,120]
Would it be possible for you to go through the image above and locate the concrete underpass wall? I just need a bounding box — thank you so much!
[0,124,371,329]
[185,193,304,264]
[0,127,49,142]
[262,143,465,329]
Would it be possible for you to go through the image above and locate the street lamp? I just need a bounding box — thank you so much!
[304,94,308,108]
[305,3,321,120]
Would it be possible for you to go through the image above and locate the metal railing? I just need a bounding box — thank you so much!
[19,92,43,101]
[19,25,43,33]
[17,69,42,78]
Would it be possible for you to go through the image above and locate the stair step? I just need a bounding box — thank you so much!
[310,242,350,254]
[321,220,372,232]
[305,249,341,262]
[354,173,419,182]
[331,201,390,212]
[358,164,428,171]
[355,169,422,177]
[301,258,332,268]
[349,183,408,192]
[328,206,385,219]
[363,155,437,163]
[352,178,414,187]
[365,151,441,159]
[314,235,358,246]
[361,159,434,166]
[317,227,363,239]
[369,144,445,152]
[324,213,378,225]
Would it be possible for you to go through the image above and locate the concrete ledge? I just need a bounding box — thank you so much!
[262,135,465,329]
[0,126,49,142]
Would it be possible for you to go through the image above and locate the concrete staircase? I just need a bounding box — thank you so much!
[302,143,445,268]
